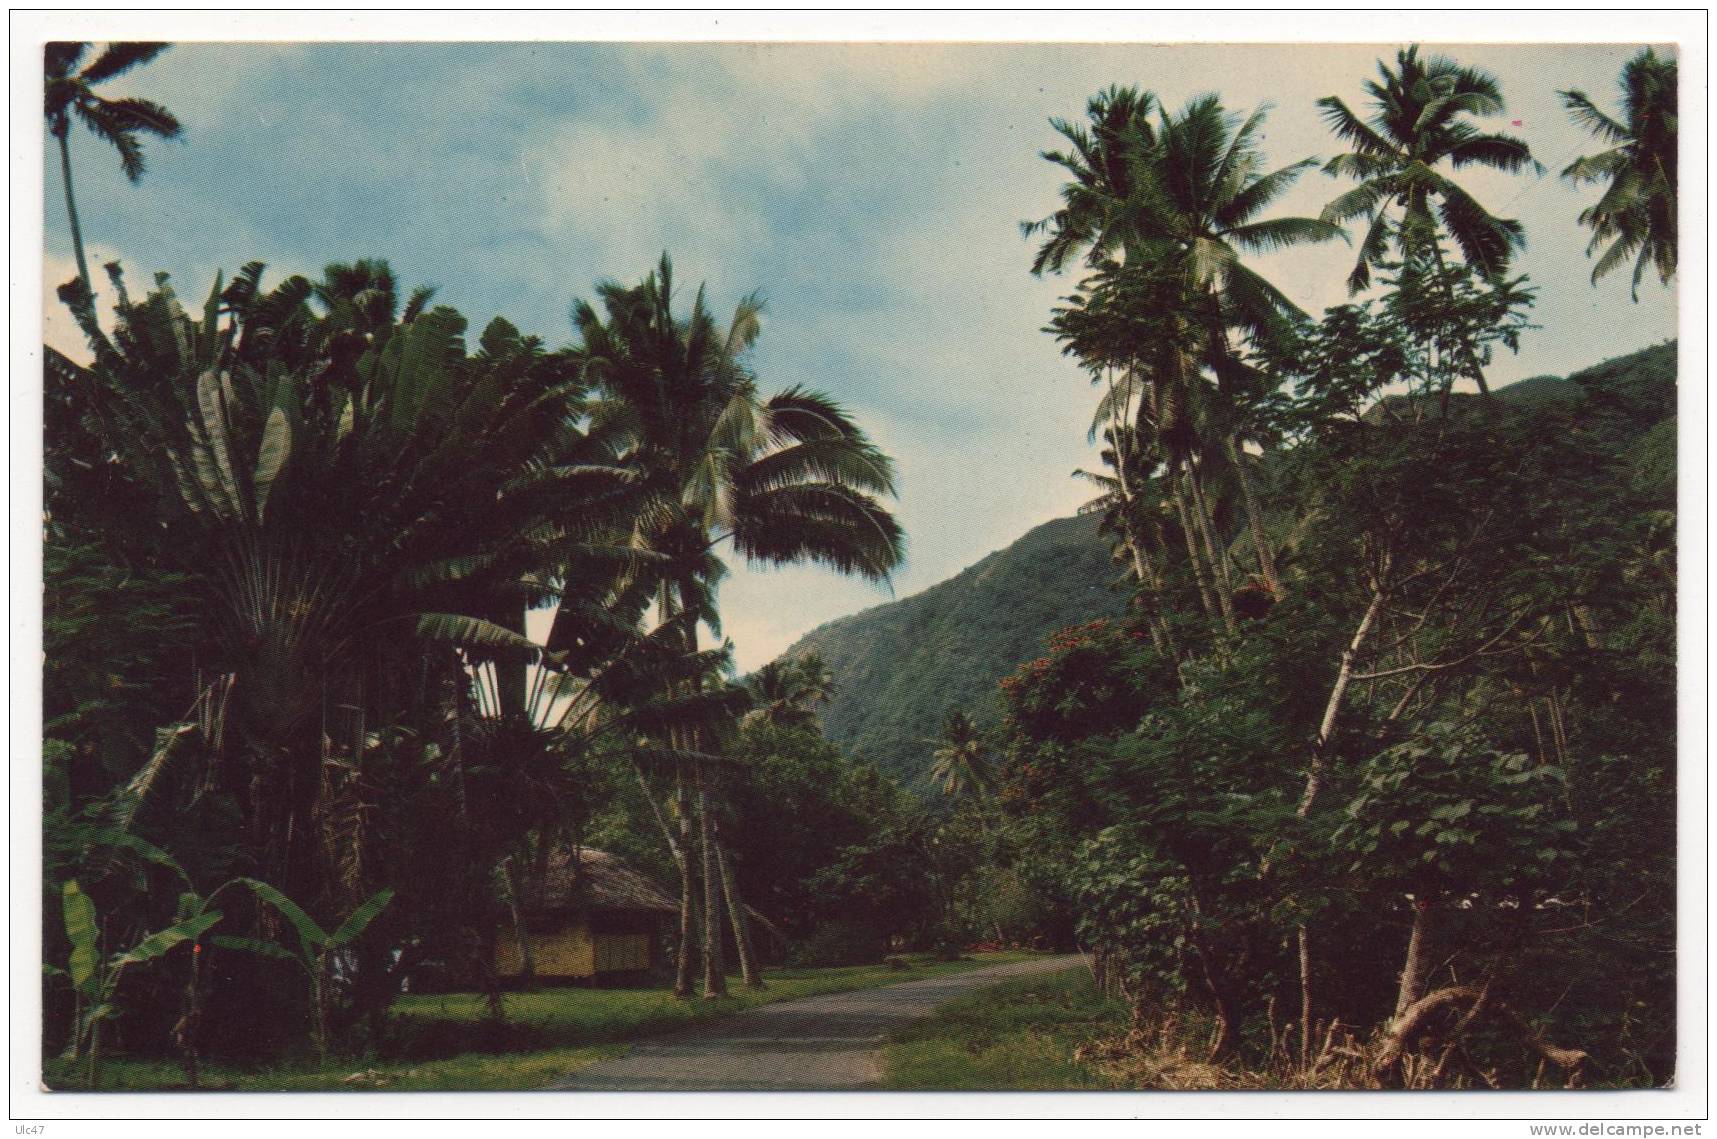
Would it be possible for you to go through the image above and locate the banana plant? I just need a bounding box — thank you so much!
[46,880,222,1088]
[220,880,395,1059]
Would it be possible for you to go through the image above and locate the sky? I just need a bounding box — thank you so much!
[40,40,1681,672]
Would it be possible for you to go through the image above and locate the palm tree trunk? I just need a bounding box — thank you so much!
[673,767,700,999]
[715,829,764,989]
[55,127,93,294]
[698,760,727,998]
[1122,535,1172,656]
[1429,242,1491,397]
[1170,464,1221,622]
[1186,459,1238,633]
[1223,434,1280,593]
[495,601,529,718]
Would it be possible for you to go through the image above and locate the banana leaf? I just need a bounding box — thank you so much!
[238,879,329,950]
[110,910,222,969]
[328,887,395,947]
[61,881,98,995]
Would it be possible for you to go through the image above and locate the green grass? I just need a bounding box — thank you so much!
[881,968,1130,1090]
[44,951,1035,1092]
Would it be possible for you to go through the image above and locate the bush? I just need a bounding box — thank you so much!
[789,920,887,967]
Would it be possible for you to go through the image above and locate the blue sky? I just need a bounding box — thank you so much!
[43,42,1679,670]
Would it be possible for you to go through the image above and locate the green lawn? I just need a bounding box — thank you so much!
[881,968,1130,1090]
[45,951,1035,1092]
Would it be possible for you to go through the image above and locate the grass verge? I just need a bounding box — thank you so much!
[44,951,1034,1092]
[880,967,1129,1090]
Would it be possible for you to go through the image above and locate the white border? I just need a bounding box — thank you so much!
[9,9,1708,1133]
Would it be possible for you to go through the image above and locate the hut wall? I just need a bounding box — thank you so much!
[495,917,596,979]
[591,932,651,973]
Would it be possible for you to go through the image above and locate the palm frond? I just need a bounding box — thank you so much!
[1225,216,1348,256]
[78,42,171,85]
[1559,89,1630,144]
[1316,96,1394,157]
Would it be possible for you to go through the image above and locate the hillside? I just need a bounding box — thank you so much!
[774,340,1677,792]
[776,512,1128,784]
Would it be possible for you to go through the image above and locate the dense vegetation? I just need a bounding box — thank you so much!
[958,45,1678,1090]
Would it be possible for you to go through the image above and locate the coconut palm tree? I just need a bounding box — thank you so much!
[1126,96,1345,596]
[1022,85,1158,276]
[1318,45,1538,293]
[1033,94,1336,611]
[565,255,903,996]
[742,653,834,731]
[928,709,990,801]
[1560,48,1678,299]
[44,43,181,292]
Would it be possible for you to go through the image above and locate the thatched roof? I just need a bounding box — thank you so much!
[516,847,678,917]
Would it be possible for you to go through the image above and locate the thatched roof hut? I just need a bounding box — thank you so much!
[496,847,676,983]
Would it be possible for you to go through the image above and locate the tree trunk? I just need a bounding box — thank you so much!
[1124,533,1177,658]
[1296,579,1388,818]
[495,601,530,718]
[499,857,535,987]
[55,127,93,295]
[1186,459,1238,633]
[1430,242,1491,397]
[1298,924,1313,1072]
[673,768,699,999]
[1171,464,1221,622]
[715,830,764,989]
[1394,898,1433,1019]
[1224,434,1281,593]
[698,762,728,998]
[1287,575,1388,1069]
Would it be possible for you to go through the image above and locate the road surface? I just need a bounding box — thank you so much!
[552,954,1084,1091]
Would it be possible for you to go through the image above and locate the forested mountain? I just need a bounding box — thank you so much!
[774,340,1676,791]
[775,512,1129,784]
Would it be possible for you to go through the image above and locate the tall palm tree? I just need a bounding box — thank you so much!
[928,709,991,801]
[1560,48,1678,299]
[1318,47,1540,404]
[44,43,181,292]
[1318,46,1537,294]
[1128,96,1344,596]
[1034,93,1337,614]
[565,255,904,996]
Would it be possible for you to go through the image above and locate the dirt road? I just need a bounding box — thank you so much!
[552,954,1084,1091]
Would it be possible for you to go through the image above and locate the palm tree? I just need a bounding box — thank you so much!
[928,709,990,801]
[44,43,181,292]
[743,653,834,731]
[1021,85,1158,276]
[1033,93,1337,615]
[1128,96,1345,596]
[1318,45,1537,294]
[1560,48,1678,299]
[566,255,904,996]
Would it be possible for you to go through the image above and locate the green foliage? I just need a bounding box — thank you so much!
[53,878,224,1086]
[996,331,1678,1082]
